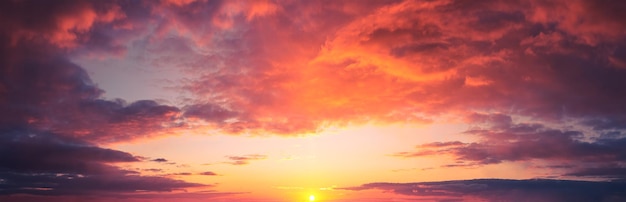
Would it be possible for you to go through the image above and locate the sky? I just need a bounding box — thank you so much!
[1,0,626,201]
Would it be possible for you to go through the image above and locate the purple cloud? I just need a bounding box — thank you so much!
[342,179,626,202]
[0,128,205,196]
[394,113,626,179]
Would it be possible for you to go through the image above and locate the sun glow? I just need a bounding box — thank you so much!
[309,194,315,201]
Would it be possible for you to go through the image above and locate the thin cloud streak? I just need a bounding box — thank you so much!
[342,179,626,202]
[224,154,267,165]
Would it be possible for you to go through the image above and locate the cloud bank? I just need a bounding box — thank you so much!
[343,179,626,202]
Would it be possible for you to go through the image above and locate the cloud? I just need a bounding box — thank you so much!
[170,172,192,176]
[342,179,626,202]
[182,103,239,124]
[0,49,183,142]
[224,154,267,165]
[143,168,163,173]
[164,171,217,176]
[0,2,212,197]
[152,158,169,163]
[567,166,626,179]
[198,171,217,176]
[4,0,622,138]
[0,130,137,175]
[2,0,625,138]
[1,0,136,50]
[0,1,184,144]
[0,128,205,196]
[0,192,238,202]
[157,0,626,136]
[393,113,626,179]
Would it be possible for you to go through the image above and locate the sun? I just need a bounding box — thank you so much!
[309,194,315,201]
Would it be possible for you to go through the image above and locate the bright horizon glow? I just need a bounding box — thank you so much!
[309,194,315,201]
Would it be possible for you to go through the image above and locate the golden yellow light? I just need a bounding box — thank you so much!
[309,194,315,201]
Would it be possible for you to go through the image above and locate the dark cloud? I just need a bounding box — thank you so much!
[0,129,137,175]
[567,166,626,179]
[0,0,184,144]
[0,192,237,202]
[0,129,204,196]
[0,1,210,199]
[394,113,626,179]
[152,158,168,163]
[343,179,626,202]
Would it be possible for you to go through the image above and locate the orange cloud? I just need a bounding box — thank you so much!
[2,1,127,48]
[150,0,624,137]
[4,0,626,140]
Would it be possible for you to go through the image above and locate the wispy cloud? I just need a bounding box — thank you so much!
[224,154,267,165]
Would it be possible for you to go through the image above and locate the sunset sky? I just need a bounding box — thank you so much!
[1,0,626,201]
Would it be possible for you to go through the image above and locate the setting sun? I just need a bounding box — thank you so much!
[309,194,315,201]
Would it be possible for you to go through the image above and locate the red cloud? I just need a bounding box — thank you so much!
[3,0,626,138]
[170,0,626,136]
[0,1,126,48]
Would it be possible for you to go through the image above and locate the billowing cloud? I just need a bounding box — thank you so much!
[5,0,621,137]
[0,0,212,199]
[343,179,626,202]
[139,0,626,136]
[0,0,184,144]
[2,0,626,137]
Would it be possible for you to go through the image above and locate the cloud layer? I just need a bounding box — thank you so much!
[343,179,626,202]
[3,0,625,138]
[393,113,626,180]
[2,0,626,200]
[0,128,204,196]
[138,0,626,136]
